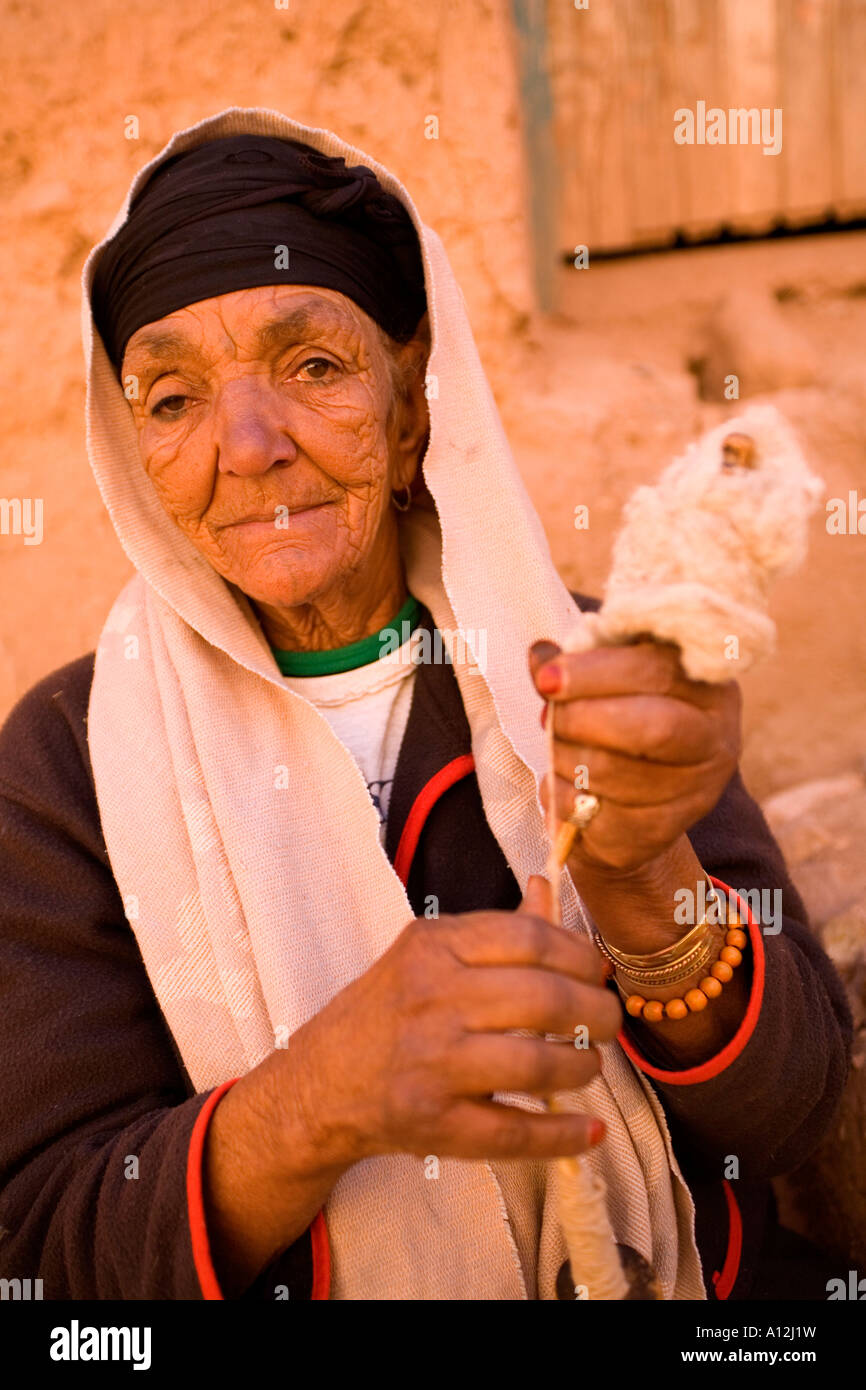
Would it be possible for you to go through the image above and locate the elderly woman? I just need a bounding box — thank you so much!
[0,110,851,1302]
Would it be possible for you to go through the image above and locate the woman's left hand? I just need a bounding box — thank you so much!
[530,638,742,877]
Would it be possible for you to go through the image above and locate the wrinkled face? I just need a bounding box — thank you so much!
[122,284,428,608]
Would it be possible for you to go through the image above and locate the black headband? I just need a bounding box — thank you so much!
[90,135,427,371]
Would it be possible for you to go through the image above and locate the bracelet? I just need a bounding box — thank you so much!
[594,884,728,990]
[623,924,749,1023]
[595,918,716,973]
[612,931,723,990]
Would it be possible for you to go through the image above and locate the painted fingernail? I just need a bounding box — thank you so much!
[536,663,562,695]
[530,640,561,664]
[589,1119,606,1146]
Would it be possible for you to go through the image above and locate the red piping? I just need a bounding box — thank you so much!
[188,1079,332,1300]
[712,1179,743,1300]
[394,754,476,887]
[617,876,766,1085]
[187,1077,239,1301]
[310,1210,331,1299]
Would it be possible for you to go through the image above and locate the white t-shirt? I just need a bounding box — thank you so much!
[280,640,417,847]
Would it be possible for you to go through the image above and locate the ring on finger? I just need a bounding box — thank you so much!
[567,791,601,831]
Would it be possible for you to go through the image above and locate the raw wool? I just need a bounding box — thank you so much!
[553,1154,628,1300]
[82,107,706,1301]
[565,405,825,682]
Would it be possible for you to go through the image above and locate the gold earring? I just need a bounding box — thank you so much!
[391,485,412,512]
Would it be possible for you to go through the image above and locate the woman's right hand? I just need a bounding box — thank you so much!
[285,875,621,1168]
[203,875,621,1293]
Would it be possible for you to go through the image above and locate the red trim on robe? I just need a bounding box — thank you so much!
[712,1179,743,1300]
[186,1077,240,1300]
[394,754,476,887]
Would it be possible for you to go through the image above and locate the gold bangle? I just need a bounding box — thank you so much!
[596,883,727,972]
[613,933,723,990]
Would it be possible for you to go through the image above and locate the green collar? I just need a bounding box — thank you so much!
[272,595,421,676]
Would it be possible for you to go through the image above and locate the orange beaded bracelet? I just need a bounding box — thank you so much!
[624,925,748,1022]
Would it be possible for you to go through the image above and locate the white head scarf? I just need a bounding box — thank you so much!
[81,106,704,1300]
